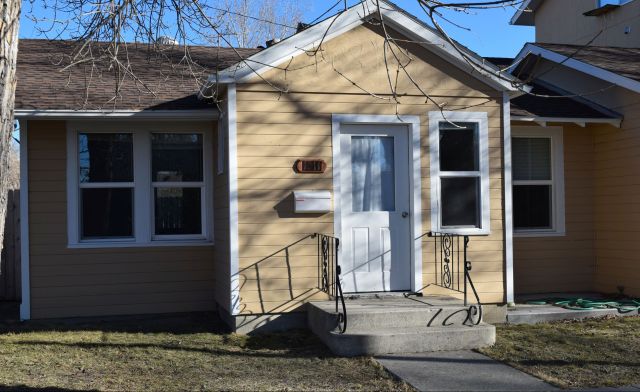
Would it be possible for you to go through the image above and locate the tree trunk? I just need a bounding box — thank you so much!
[0,0,21,258]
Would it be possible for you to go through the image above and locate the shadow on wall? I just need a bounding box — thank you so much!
[232,232,328,321]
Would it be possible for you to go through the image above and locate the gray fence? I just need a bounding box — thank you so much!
[1,190,20,301]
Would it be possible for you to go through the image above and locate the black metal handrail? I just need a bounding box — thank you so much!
[427,231,483,325]
[313,233,347,333]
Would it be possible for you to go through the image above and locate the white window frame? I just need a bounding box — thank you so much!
[512,126,565,237]
[429,111,491,236]
[67,121,214,248]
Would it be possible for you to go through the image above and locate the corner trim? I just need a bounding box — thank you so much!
[227,84,241,315]
[503,93,515,304]
[19,121,30,320]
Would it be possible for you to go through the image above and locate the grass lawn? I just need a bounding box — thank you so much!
[479,315,640,389]
[0,312,411,391]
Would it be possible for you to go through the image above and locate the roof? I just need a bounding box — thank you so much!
[535,43,640,82]
[510,82,622,124]
[216,0,523,94]
[16,39,260,112]
[512,42,640,94]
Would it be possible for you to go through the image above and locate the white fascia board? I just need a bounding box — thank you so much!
[511,115,622,127]
[510,0,536,25]
[215,0,520,93]
[15,109,218,120]
[513,43,640,94]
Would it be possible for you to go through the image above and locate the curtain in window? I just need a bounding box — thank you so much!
[351,136,395,212]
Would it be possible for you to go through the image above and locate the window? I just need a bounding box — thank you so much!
[512,127,565,236]
[67,122,213,247]
[429,111,490,235]
[79,133,134,240]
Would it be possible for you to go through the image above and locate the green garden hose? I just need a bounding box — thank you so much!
[526,297,640,313]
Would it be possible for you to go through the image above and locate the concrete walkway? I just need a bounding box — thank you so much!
[376,350,558,391]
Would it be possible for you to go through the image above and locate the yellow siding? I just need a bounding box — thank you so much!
[535,0,640,48]
[233,24,507,314]
[593,90,640,296]
[27,120,216,319]
[513,125,596,294]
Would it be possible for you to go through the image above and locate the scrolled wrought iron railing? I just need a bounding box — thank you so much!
[428,231,483,326]
[314,233,347,333]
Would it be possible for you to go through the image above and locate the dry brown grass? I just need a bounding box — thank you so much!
[0,313,412,391]
[479,316,640,389]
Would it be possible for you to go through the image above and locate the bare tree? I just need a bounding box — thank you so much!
[0,0,21,255]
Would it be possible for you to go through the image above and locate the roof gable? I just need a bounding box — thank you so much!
[214,0,521,93]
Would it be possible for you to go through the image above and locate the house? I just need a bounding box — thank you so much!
[509,0,640,297]
[12,0,640,341]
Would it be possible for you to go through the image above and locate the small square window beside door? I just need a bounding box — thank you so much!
[429,112,490,235]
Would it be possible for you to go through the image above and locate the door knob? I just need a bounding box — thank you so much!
[402,211,409,218]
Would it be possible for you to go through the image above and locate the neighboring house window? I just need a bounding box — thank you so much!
[67,122,213,247]
[429,111,490,235]
[512,127,565,236]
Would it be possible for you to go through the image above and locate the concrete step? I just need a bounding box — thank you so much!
[308,299,495,357]
[309,299,479,331]
[316,323,495,357]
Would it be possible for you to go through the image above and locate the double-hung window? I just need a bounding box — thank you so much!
[429,111,490,235]
[68,122,213,247]
[512,127,565,236]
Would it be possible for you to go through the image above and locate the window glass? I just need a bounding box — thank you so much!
[441,177,480,227]
[439,123,479,172]
[152,133,203,182]
[79,133,133,183]
[81,188,133,239]
[514,185,552,229]
[154,188,202,235]
[513,137,551,181]
[351,136,395,212]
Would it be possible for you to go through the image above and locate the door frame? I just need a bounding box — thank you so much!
[331,114,422,293]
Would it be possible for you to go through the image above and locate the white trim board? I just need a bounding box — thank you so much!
[214,0,521,94]
[19,121,30,321]
[226,84,242,315]
[15,109,218,120]
[429,111,491,236]
[511,115,622,128]
[331,114,423,293]
[512,43,640,95]
[502,93,515,305]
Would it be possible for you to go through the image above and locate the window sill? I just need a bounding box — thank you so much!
[513,231,566,238]
[68,240,214,249]
[432,227,491,236]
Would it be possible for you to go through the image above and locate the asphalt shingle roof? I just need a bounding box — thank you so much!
[536,43,640,83]
[16,39,260,111]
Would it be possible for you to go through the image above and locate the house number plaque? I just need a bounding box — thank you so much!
[295,159,327,174]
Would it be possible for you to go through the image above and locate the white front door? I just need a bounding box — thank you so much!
[339,124,412,293]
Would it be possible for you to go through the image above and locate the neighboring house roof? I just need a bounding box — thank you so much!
[512,43,640,94]
[16,39,259,114]
[535,43,640,82]
[215,0,523,94]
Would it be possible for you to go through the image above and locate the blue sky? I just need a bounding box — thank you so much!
[19,1,534,58]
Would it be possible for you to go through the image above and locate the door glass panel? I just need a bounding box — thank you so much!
[441,177,480,227]
[351,136,395,212]
[439,123,478,172]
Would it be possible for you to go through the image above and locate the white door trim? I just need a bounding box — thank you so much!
[331,114,422,292]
